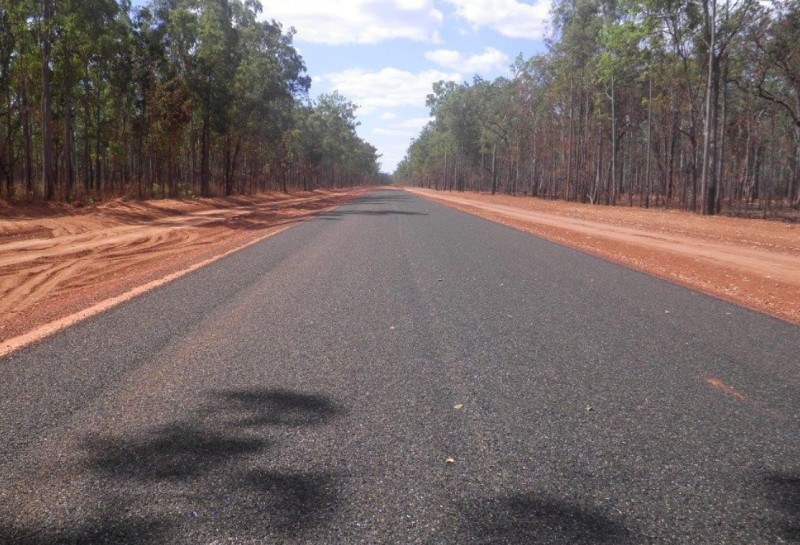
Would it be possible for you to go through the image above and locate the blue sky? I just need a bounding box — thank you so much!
[137,1,552,172]
[267,0,551,172]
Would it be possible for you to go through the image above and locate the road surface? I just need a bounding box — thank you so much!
[1,189,798,544]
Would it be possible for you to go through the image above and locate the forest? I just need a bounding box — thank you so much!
[0,0,381,202]
[394,0,800,216]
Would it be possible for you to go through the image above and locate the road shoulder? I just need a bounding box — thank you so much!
[406,187,800,326]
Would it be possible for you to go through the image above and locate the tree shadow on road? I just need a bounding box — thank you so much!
[0,388,345,545]
[450,492,639,545]
[87,422,266,480]
[319,208,428,219]
[760,471,800,543]
[218,388,345,427]
[0,513,174,545]
[240,470,340,533]
[305,191,428,219]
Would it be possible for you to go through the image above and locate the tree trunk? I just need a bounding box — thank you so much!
[95,85,102,194]
[645,71,653,209]
[455,152,460,192]
[715,72,728,214]
[5,64,14,199]
[700,0,718,215]
[610,74,617,206]
[566,81,574,200]
[442,152,447,191]
[794,130,800,209]
[690,136,698,211]
[230,137,242,194]
[190,117,196,193]
[22,89,33,197]
[201,114,210,197]
[490,140,498,195]
[61,54,75,200]
[224,134,233,196]
[40,0,56,200]
[666,102,678,204]
[83,94,91,193]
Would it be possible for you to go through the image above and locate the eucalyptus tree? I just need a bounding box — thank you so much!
[698,0,758,214]
[396,0,797,217]
[0,0,380,202]
[227,3,308,195]
[740,0,800,209]
[0,3,15,195]
[291,93,379,190]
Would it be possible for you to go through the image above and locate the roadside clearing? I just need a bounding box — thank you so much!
[0,189,367,354]
[407,188,800,326]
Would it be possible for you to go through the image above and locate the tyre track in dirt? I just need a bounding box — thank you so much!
[0,190,366,346]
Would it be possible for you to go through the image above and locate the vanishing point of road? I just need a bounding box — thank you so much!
[1,189,798,544]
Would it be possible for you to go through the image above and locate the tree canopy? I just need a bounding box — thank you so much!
[0,0,381,201]
[395,0,800,217]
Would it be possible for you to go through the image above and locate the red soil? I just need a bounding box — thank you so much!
[407,188,800,326]
[0,189,367,349]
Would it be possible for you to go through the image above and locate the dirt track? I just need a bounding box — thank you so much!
[0,190,366,345]
[407,188,800,325]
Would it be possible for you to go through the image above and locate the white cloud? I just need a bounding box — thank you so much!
[443,0,551,40]
[375,144,410,171]
[260,0,443,44]
[318,68,462,113]
[373,117,433,137]
[379,112,397,121]
[425,47,510,74]
[373,128,419,137]
[393,117,434,130]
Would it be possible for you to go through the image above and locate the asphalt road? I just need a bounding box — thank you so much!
[1,189,799,544]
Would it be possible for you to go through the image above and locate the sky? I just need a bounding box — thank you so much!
[135,0,552,172]
[266,0,552,172]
